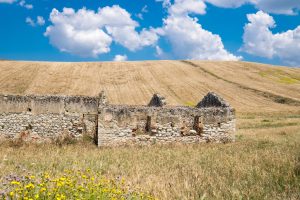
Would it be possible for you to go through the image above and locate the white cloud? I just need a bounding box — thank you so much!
[156,0,171,8]
[242,11,300,66]
[157,0,240,61]
[106,27,159,51]
[45,6,159,58]
[19,0,33,9]
[45,8,112,58]
[204,0,248,8]
[135,5,149,20]
[136,13,143,20]
[0,0,33,9]
[0,0,16,3]
[25,17,35,26]
[113,54,128,61]
[155,45,170,59]
[169,0,206,16]
[157,0,300,15]
[100,5,159,51]
[142,5,148,13]
[37,16,45,26]
[205,0,300,15]
[254,0,300,15]
[26,16,45,27]
[155,45,164,57]
[162,15,240,60]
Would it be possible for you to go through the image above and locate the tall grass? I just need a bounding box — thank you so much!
[0,113,299,199]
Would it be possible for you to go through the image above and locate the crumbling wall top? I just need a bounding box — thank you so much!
[98,90,109,106]
[196,92,231,108]
[148,93,167,107]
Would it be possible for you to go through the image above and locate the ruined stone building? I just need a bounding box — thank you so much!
[0,92,236,146]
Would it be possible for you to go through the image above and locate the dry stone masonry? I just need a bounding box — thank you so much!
[0,92,235,146]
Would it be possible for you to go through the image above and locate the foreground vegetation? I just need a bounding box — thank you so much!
[1,169,154,200]
[0,112,300,199]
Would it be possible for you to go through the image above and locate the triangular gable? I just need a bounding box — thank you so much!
[196,92,230,108]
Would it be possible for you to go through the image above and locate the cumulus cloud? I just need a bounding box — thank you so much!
[205,0,300,15]
[158,0,300,15]
[162,15,240,60]
[26,16,45,27]
[168,0,206,16]
[113,54,128,61]
[157,0,240,61]
[204,0,248,8]
[100,5,159,51]
[106,27,159,51]
[45,8,112,58]
[242,11,300,66]
[44,6,159,58]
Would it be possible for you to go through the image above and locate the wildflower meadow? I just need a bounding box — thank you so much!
[1,168,155,200]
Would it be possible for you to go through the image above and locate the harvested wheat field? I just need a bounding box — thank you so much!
[0,60,299,112]
[0,60,300,199]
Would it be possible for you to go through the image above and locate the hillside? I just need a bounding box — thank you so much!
[0,60,299,113]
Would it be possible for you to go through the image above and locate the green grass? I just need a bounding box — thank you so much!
[184,101,196,107]
[279,77,299,84]
[258,69,300,84]
[240,122,300,129]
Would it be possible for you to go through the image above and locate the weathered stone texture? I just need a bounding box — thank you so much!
[197,92,230,108]
[0,113,83,141]
[148,93,167,107]
[98,104,235,146]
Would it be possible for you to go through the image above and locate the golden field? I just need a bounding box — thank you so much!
[0,60,299,199]
[0,60,299,112]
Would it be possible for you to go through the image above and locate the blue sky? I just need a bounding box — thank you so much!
[0,0,299,67]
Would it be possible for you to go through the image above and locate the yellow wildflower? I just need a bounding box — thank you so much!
[25,183,35,190]
[10,180,21,185]
[56,182,63,187]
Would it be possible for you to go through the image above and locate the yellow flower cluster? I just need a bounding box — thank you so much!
[2,169,156,200]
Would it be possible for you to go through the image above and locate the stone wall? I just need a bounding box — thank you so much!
[97,105,235,146]
[0,94,98,142]
[0,113,83,141]
[0,92,236,146]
